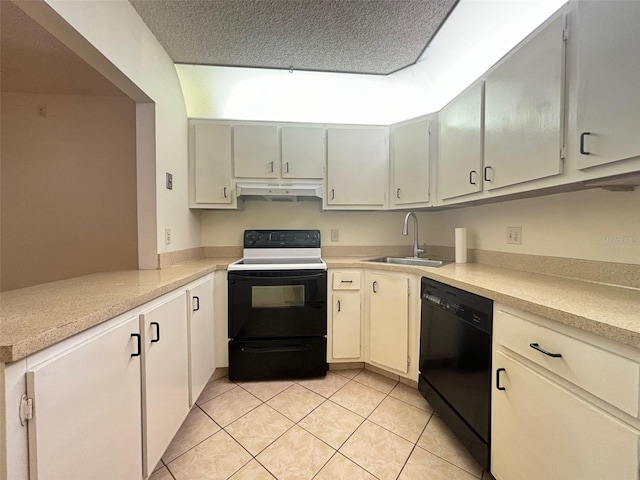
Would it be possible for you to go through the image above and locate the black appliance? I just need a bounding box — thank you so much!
[227,230,327,381]
[419,278,493,470]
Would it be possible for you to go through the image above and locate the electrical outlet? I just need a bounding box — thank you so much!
[330,229,339,242]
[506,226,522,245]
[166,172,173,190]
[165,228,172,245]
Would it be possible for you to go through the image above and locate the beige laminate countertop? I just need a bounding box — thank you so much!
[0,258,235,363]
[1,256,638,363]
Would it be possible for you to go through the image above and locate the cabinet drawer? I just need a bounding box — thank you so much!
[333,272,361,290]
[492,351,640,480]
[494,308,640,417]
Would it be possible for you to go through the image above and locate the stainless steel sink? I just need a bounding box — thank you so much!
[367,257,447,267]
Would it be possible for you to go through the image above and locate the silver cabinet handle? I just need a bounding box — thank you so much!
[484,166,492,182]
[372,281,377,293]
[331,189,335,200]
[269,161,274,173]
[284,162,289,173]
[469,171,477,185]
[223,186,228,198]
[396,188,401,199]
[337,300,341,312]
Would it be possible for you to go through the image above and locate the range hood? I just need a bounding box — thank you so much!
[236,182,323,201]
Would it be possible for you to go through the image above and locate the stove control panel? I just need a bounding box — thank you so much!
[243,229,321,248]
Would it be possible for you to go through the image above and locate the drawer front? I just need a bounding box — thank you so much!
[492,351,640,480]
[495,309,640,417]
[333,272,361,290]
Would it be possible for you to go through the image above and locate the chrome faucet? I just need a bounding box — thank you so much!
[402,212,425,258]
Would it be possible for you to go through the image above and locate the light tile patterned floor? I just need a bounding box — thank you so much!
[150,369,496,480]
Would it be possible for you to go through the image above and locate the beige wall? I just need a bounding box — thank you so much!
[201,200,416,249]
[41,0,199,254]
[201,188,640,265]
[1,93,138,291]
[422,188,640,265]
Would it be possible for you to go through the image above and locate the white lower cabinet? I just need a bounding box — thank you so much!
[492,305,640,480]
[328,271,362,361]
[140,290,190,477]
[367,272,409,373]
[187,275,215,405]
[3,275,216,480]
[25,315,142,480]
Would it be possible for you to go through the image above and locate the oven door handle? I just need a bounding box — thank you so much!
[240,344,313,354]
[229,273,326,282]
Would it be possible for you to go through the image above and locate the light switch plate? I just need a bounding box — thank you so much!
[506,226,522,245]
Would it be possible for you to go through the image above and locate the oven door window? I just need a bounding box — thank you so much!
[228,270,327,339]
[252,285,305,308]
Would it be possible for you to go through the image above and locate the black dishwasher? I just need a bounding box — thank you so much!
[418,278,493,470]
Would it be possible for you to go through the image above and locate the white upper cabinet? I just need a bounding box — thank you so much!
[191,122,235,207]
[574,1,640,169]
[484,14,566,190]
[390,117,430,207]
[233,125,280,178]
[326,127,388,208]
[438,82,484,200]
[281,126,325,179]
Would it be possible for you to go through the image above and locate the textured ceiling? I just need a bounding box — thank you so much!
[0,1,124,96]
[129,0,459,75]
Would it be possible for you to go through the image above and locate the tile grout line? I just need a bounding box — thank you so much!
[164,370,480,480]
[394,414,433,480]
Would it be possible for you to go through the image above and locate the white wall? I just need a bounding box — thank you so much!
[42,0,199,253]
[421,188,640,265]
[177,0,565,124]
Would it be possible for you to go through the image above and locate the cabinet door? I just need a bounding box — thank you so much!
[141,291,190,476]
[326,128,388,207]
[193,123,233,204]
[575,1,640,169]
[332,292,361,359]
[233,125,279,178]
[281,126,325,179]
[391,118,430,206]
[368,273,409,373]
[484,15,565,190]
[187,276,215,405]
[492,351,640,480]
[26,316,142,480]
[438,82,483,200]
